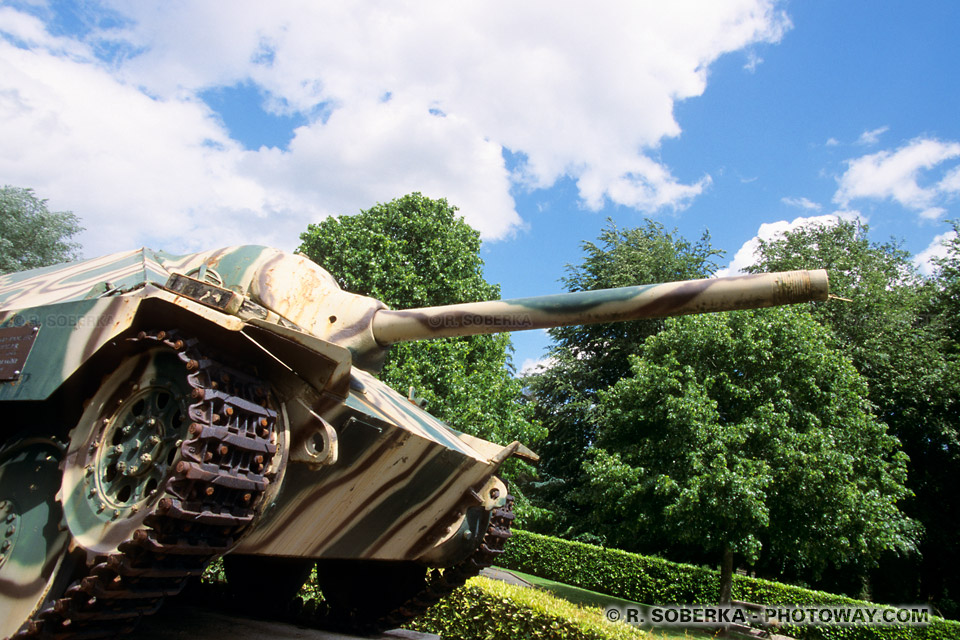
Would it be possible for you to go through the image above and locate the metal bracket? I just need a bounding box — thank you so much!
[289,398,339,467]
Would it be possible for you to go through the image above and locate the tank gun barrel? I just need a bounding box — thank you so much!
[372,269,829,345]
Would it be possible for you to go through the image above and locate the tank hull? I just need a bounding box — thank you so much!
[0,245,827,638]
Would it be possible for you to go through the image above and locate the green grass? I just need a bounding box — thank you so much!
[506,568,646,610]
[499,568,722,640]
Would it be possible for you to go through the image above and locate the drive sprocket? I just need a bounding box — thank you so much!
[6,330,283,639]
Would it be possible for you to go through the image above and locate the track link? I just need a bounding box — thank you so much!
[10,330,280,640]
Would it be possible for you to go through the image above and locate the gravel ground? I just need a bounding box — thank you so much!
[135,602,439,640]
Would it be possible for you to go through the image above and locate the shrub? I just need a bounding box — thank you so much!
[409,576,647,640]
[499,530,960,640]
[204,558,642,639]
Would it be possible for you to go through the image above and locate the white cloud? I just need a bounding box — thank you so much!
[940,166,960,195]
[914,231,956,276]
[0,36,274,255]
[781,196,822,211]
[1,1,791,257]
[919,207,947,220]
[518,356,555,378]
[834,138,960,219]
[0,6,87,57]
[744,51,763,72]
[857,126,889,146]
[720,213,859,275]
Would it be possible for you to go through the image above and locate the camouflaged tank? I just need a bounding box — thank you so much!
[0,246,829,638]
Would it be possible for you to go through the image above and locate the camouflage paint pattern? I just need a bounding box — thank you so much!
[0,439,70,639]
[0,246,829,578]
[372,269,830,344]
[57,346,197,556]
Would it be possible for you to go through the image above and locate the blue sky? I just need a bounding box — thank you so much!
[2,1,959,371]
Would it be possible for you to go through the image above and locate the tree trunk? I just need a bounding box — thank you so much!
[719,545,734,606]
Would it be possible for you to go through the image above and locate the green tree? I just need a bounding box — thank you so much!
[748,219,958,614]
[297,193,543,489]
[0,186,83,273]
[581,306,917,603]
[921,220,960,617]
[931,220,960,347]
[524,219,722,535]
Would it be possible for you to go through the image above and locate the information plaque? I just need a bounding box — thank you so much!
[0,324,39,381]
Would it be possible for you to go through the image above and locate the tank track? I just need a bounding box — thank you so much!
[11,330,280,640]
[307,495,516,635]
[376,495,516,632]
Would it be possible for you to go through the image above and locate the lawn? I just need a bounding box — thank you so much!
[500,567,723,640]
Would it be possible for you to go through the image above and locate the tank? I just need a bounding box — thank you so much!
[0,245,829,638]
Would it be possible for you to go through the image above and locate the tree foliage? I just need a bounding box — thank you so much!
[0,186,83,273]
[931,220,960,348]
[297,192,542,455]
[748,218,959,614]
[925,223,960,617]
[746,219,932,378]
[523,220,722,532]
[578,307,917,601]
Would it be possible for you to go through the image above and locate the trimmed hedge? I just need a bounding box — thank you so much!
[408,576,647,640]
[499,530,960,640]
